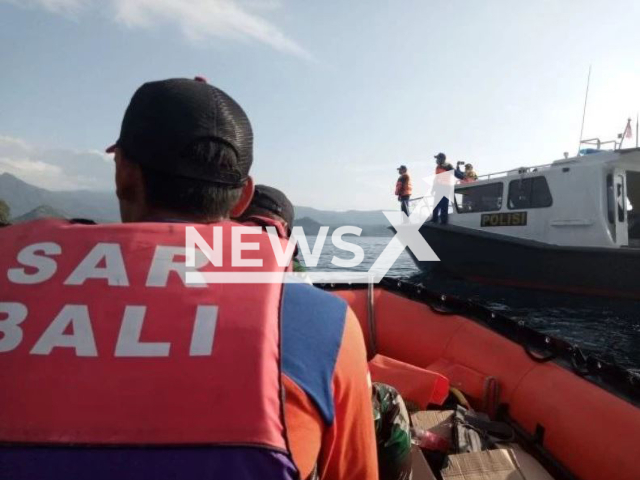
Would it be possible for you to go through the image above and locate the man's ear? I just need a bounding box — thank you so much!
[230,176,255,218]
[114,148,144,203]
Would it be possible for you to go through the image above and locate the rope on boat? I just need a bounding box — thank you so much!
[366,279,378,358]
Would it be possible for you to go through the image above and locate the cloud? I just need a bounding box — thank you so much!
[2,0,87,15]
[0,136,114,191]
[1,0,309,58]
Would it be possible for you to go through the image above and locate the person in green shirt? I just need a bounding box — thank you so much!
[372,382,413,480]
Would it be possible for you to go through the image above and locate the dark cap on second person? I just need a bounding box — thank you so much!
[251,185,294,231]
[107,77,252,187]
[397,165,407,172]
[434,152,446,162]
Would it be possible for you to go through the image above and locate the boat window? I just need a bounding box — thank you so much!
[454,183,503,213]
[507,177,552,209]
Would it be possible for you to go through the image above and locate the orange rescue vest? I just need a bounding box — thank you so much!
[0,219,295,477]
[461,171,478,183]
[395,173,412,196]
[436,164,451,175]
[435,163,462,191]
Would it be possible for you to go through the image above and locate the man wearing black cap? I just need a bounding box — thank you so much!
[432,152,464,224]
[107,77,256,223]
[394,165,412,220]
[110,79,377,480]
[0,78,377,480]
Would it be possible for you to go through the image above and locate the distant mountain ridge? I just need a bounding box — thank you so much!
[12,205,68,224]
[292,215,393,237]
[0,173,119,222]
[0,173,392,235]
[294,205,389,227]
[293,216,324,234]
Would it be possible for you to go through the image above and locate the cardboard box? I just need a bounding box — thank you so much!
[411,446,438,480]
[500,446,554,480]
[441,448,554,480]
[411,410,455,444]
[442,449,522,480]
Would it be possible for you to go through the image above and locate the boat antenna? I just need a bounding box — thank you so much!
[577,65,592,156]
[636,113,638,149]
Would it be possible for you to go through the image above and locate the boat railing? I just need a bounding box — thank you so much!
[405,195,439,221]
[443,121,635,185]
[474,162,556,181]
[405,160,559,216]
[405,162,557,189]
[580,137,620,150]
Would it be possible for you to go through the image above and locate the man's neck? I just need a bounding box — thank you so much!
[134,208,228,224]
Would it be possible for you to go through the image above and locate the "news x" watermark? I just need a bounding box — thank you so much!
[184,172,456,284]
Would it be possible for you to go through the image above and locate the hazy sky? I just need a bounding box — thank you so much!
[2,0,640,211]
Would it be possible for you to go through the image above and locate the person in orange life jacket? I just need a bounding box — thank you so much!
[110,80,378,480]
[238,185,410,479]
[431,152,464,224]
[110,80,376,480]
[395,165,412,220]
[0,78,377,480]
[236,184,306,272]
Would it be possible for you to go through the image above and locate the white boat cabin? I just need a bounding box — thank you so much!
[447,148,640,248]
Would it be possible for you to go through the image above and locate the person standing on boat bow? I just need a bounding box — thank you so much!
[432,153,464,224]
[395,165,412,220]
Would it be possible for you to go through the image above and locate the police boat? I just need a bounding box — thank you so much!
[402,142,640,299]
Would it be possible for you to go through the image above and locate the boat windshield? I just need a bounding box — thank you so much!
[455,183,503,213]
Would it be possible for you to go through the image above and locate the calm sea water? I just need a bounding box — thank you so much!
[299,236,417,278]
[302,236,640,371]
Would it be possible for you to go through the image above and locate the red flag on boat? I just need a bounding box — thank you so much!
[624,121,633,138]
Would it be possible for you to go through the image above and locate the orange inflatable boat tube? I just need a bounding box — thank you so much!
[332,286,640,480]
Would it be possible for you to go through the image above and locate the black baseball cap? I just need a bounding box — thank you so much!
[249,185,294,231]
[397,165,407,171]
[107,77,252,187]
[434,153,446,161]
